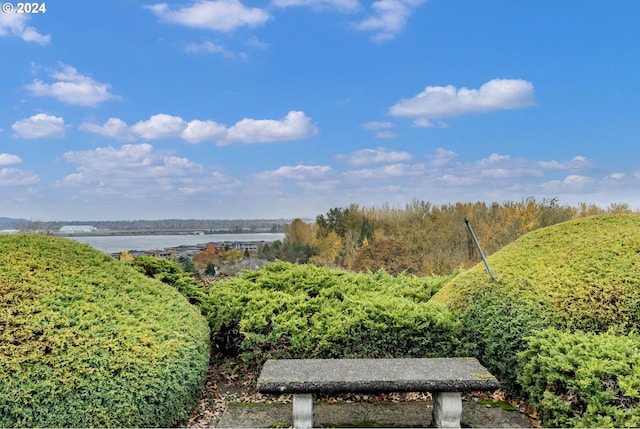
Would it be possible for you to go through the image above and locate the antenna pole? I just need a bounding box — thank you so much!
[464,218,496,282]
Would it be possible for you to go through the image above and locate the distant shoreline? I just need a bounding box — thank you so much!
[54,229,278,238]
[67,232,286,254]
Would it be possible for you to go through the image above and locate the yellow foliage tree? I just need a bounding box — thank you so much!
[119,250,133,262]
[309,231,341,266]
[285,218,315,246]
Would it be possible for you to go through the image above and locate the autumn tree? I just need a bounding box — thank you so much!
[315,204,375,268]
[279,198,626,276]
[119,250,134,262]
[285,218,315,246]
[221,249,243,263]
[193,243,218,269]
[309,231,341,266]
[353,238,419,275]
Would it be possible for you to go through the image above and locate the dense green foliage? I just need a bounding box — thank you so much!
[128,256,208,308]
[203,261,462,362]
[0,235,210,427]
[431,214,640,426]
[520,329,640,428]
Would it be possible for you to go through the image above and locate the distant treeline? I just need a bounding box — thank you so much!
[260,198,636,276]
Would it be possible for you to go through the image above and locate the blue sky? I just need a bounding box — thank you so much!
[1,0,639,220]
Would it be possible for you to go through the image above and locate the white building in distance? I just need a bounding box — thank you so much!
[59,225,97,233]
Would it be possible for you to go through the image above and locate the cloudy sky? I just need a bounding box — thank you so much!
[1,0,639,220]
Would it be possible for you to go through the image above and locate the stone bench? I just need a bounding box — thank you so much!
[256,357,500,428]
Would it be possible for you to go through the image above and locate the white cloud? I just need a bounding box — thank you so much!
[79,118,135,141]
[81,111,318,144]
[474,153,543,179]
[541,175,594,192]
[131,114,187,140]
[0,154,22,165]
[0,13,50,45]
[271,0,360,11]
[538,156,590,171]
[477,153,511,167]
[362,121,394,130]
[181,120,227,143]
[12,113,66,139]
[271,0,422,41]
[607,173,625,180]
[146,0,270,32]
[375,131,397,138]
[427,148,457,167]
[389,79,535,120]
[226,110,319,144]
[362,121,397,138]
[412,118,449,128]
[245,36,269,49]
[59,143,239,197]
[564,175,593,186]
[25,63,119,106]
[0,168,39,186]
[252,148,616,212]
[346,162,425,180]
[251,164,333,181]
[185,40,227,53]
[355,0,426,41]
[339,147,413,165]
[436,173,480,187]
[185,41,246,59]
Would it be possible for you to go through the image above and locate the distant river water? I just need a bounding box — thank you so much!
[68,233,285,254]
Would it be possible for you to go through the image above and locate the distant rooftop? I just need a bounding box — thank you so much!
[59,225,97,233]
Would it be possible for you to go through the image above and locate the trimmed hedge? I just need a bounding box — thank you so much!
[520,329,640,427]
[205,261,463,362]
[128,255,209,309]
[0,235,210,427]
[430,214,640,426]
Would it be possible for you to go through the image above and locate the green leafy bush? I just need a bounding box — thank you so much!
[128,256,209,308]
[455,289,561,390]
[206,261,462,362]
[0,235,210,427]
[519,329,640,428]
[430,214,640,425]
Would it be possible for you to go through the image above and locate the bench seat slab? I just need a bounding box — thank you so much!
[257,358,499,394]
[257,358,498,429]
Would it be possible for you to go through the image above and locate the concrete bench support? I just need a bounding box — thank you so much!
[292,393,313,429]
[257,358,499,429]
[433,392,462,428]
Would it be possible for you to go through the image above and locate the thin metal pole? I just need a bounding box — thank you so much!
[464,218,496,282]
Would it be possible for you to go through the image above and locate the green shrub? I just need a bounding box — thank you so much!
[519,329,640,428]
[128,256,209,308]
[206,261,462,362]
[455,289,561,390]
[0,235,210,427]
[429,214,640,425]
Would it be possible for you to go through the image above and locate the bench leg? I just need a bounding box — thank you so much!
[292,393,314,429]
[433,392,462,428]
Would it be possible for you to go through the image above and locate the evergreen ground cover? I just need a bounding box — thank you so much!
[0,235,210,427]
[204,262,462,362]
[4,213,640,427]
[431,214,640,426]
